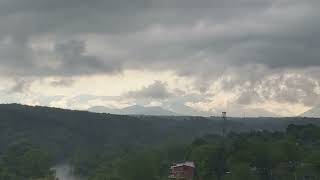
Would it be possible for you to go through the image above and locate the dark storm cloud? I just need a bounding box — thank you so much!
[9,79,32,93]
[50,78,75,87]
[0,38,122,76]
[126,81,173,99]
[53,40,122,76]
[1,0,319,75]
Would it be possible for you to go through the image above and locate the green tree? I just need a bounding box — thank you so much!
[224,163,258,180]
[304,150,320,175]
[0,141,54,180]
[117,152,160,180]
[190,144,227,180]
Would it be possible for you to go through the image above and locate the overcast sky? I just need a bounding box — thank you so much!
[0,0,319,116]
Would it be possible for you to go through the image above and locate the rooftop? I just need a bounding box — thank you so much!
[171,161,195,168]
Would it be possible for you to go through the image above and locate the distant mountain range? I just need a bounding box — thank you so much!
[300,105,320,118]
[88,105,180,116]
[87,105,280,117]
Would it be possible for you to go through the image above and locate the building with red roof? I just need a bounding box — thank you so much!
[169,161,195,180]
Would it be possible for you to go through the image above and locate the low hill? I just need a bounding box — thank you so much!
[1,103,320,160]
[0,104,220,159]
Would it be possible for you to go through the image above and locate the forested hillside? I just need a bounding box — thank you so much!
[0,104,223,159]
[1,103,320,160]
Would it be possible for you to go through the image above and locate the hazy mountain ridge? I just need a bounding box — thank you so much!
[300,105,320,118]
[88,105,180,116]
[88,104,280,117]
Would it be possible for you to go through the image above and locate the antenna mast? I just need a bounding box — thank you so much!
[222,112,227,137]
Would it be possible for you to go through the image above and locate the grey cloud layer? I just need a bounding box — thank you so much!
[1,0,320,109]
[1,0,319,75]
[126,81,173,99]
[234,73,320,106]
[0,38,121,76]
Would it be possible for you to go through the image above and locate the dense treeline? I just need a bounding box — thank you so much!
[0,141,55,180]
[72,124,320,180]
